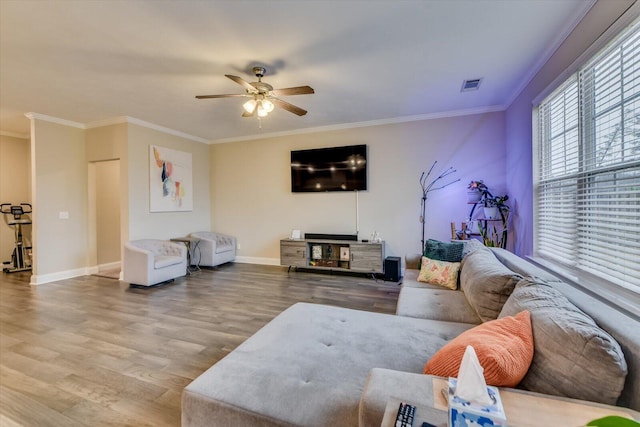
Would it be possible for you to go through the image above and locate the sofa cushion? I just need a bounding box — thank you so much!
[461,238,486,257]
[423,239,464,262]
[417,256,460,290]
[423,310,534,387]
[499,277,628,405]
[402,269,442,289]
[154,255,183,269]
[396,286,482,324]
[460,248,522,322]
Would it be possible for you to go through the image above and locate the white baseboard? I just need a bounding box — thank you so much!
[98,261,121,271]
[29,258,279,285]
[86,261,121,275]
[30,266,89,285]
[235,256,280,266]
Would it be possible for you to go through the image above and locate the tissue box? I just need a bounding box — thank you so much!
[448,378,507,427]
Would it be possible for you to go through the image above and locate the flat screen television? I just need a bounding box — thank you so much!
[291,144,367,192]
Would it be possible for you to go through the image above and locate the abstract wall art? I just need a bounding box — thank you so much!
[149,145,193,212]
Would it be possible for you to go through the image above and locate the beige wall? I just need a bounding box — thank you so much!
[127,123,211,240]
[94,160,121,265]
[26,119,209,282]
[87,123,128,268]
[0,134,31,265]
[211,112,506,264]
[31,119,87,278]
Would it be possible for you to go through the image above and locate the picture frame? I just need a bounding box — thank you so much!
[312,245,322,260]
[290,229,301,239]
[149,145,193,212]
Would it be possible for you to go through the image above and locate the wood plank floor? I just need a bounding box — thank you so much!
[0,264,400,426]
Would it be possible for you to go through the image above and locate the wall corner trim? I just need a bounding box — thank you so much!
[24,112,84,129]
[0,130,30,139]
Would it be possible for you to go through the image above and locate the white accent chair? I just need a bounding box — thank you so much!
[123,239,187,286]
[189,232,236,267]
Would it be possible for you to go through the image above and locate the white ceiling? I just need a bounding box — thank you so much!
[0,0,593,143]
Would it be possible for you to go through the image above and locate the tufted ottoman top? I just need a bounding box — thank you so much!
[182,303,474,427]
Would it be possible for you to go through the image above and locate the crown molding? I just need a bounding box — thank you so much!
[86,116,208,143]
[24,112,84,129]
[531,2,640,107]
[210,105,506,144]
[504,0,597,109]
[22,113,208,144]
[85,116,129,128]
[0,130,29,139]
[125,117,209,143]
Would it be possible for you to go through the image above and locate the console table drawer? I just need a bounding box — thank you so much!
[280,241,307,267]
[350,243,384,273]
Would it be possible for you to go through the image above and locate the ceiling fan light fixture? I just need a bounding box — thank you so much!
[262,99,275,113]
[243,99,257,113]
[257,101,268,117]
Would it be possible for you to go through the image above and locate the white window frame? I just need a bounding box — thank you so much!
[532,13,640,313]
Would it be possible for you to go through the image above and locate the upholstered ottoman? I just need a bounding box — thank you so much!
[181,303,474,426]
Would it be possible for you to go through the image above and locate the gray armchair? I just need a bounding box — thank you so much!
[189,232,236,267]
[123,239,187,286]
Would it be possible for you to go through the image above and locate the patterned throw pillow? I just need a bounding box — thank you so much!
[423,239,464,262]
[417,256,460,290]
[424,310,534,387]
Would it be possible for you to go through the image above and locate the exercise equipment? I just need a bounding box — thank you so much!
[1,203,32,273]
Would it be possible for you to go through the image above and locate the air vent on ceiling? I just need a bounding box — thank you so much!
[461,78,482,92]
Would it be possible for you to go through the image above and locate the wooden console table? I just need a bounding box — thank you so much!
[280,238,385,275]
[380,376,639,427]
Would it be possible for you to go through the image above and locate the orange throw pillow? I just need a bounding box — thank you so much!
[423,310,533,387]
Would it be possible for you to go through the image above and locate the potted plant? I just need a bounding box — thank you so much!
[478,194,510,248]
[467,180,487,203]
[483,194,509,219]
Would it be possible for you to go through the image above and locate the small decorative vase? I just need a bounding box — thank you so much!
[484,206,499,219]
[467,191,482,204]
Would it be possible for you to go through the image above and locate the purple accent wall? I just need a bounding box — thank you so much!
[504,0,634,256]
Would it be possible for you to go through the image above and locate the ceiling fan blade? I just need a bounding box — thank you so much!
[242,109,256,118]
[226,74,256,92]
[271,98,308,116]
[195,94,248,99]
[270,86,315,97]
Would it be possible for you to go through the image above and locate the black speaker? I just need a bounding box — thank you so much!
[384,256,401,283]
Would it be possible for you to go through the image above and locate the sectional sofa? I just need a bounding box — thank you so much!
[181,243,639,426]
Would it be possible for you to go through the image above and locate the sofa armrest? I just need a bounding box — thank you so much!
[359,369,446,427]
[123,244,154,285]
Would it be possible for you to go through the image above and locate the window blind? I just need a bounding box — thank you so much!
[536,20,640,292]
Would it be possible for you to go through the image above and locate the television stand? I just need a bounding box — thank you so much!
[280,238,385,276]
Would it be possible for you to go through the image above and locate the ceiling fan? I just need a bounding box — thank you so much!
[196,66,314,117]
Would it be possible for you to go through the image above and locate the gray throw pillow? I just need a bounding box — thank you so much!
[459,248,521,322]
[423,239,464,262]
[499,276,627,405]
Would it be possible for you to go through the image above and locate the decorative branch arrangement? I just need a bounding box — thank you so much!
[420,161,459,251]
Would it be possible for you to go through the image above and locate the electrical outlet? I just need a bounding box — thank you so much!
[59,211,69,219]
